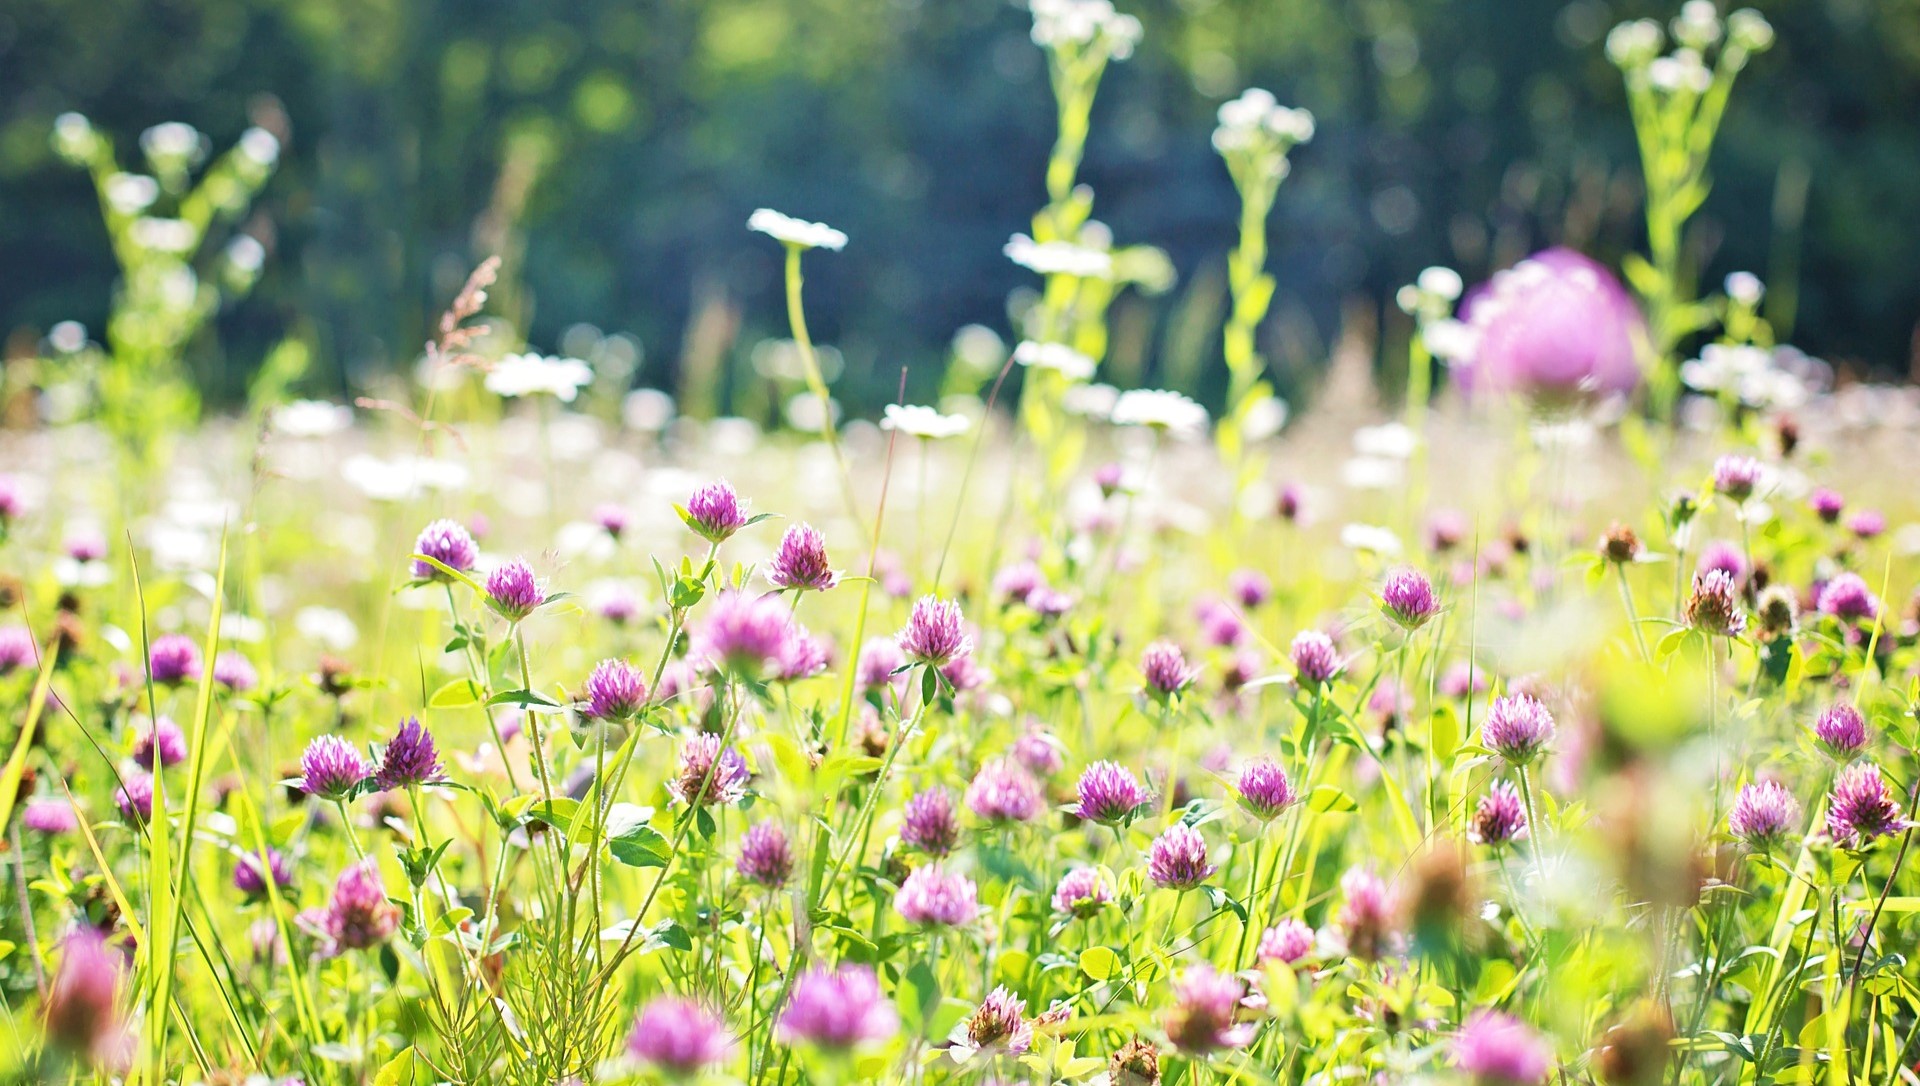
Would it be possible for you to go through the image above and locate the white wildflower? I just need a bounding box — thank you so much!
[1012,340,1097,380]
[748,208,847,251]
[881,404,971,440]
[485,353,594,402]
[1004,234,1112,279]
[1110,388,1208,438]
[273,400,353,438]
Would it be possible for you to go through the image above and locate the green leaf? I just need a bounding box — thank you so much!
[1307,784,1358,813]
[373,1047,416,1086]
[486,688,562,709]
[1079,946,1121,982]
[607,805,670,868]
[427,679,484,708]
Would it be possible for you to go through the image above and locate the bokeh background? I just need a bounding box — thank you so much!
[4,0,1919,415]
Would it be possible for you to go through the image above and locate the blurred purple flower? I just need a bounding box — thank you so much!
[1052,867,1114,917]
[737,820,793,887]
[1453,1009,1554,1086]
[1469,781,1528,847]
[628,996,731,1074]
[964,760,1044,824]
[1729,780,1800,852]
[1453,248,1645,398]
[132,716,187,769]
[894,863,979,927]
[148,634,201,685]
[777,965,898,1049]
[902,789,961,855]
[1164,964,1253,1053]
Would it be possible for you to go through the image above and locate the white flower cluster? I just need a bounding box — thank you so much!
[747,208,848,251]
[1013,340,1097,381]
[1681,343,1829,412]
[1212,88,1315,155]
[1110,388,1208,439]
[1029,0,1142,60]
[1607,3,1772,88]
[140,121,206,167]
[1004,234,1112,280]
[485,353,595,402]
[881,404,971,440]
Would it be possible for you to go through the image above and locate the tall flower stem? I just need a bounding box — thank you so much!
[783,243,865,539]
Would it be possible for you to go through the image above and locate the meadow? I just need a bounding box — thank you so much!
[9,2,1920,1085]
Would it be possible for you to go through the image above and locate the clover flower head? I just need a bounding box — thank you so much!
[736,821,793,888]
[1729,780,1800,852]
[685,480,750,543]
[668,733,750,808]
[411,519,478,580]
[376,716,443,791]
[133,716,187,769]
[1685,571,1747,637]
[894,863,980,928]
[148,634,201,685]
[1147,823,1216,890]
[1235,758,1297,821]
[1258,918,1316,965]
[484,558,545,621]
[1482,694,1556,767]
[1827,762,1908,849]
[1813,703,1868,760]
[965,760,1044,824]
[777,965,898,1049]
[1453,1009,1554,1086]
[768,523,840,592]
[1164,964,1253,1053]
[899,595,971,667]
[300,735,371,800]
[628,997,732,1075]
[584,658,649,720]
[1817,573,1879,623]
[1075,761,1147,824]
[1052,866,1114,917]
[1470,780,1529,846]
[1380,568,1439,630]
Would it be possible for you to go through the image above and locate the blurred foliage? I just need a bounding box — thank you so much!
[2,0,1919,414]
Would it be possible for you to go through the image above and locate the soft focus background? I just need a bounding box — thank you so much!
[3,0,1918,413]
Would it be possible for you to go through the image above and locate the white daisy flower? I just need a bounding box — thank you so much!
[1340,523,1403,556]
[1110,388,1208,438]
[296,606,359,650]
[748,208,848,251]
[486,353,594,402]
[273,400,353,438]
[881,404,971,440]
[1003,234,1112,279]
[1352,422,1417,460]
[1012,340,1097,380]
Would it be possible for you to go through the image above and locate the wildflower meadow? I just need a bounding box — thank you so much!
[8,3,1920,1086]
